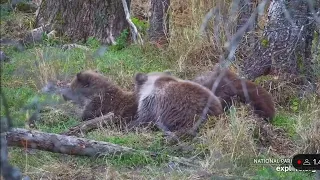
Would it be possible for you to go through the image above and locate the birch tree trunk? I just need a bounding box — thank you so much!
[35,0,131,44]
[243,0,318,83]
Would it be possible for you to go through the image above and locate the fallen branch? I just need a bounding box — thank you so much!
[60,113,115,136]
[121,0,143,45]
[61,44,90,51]
[6,128,133,157]
[6,128,200,167]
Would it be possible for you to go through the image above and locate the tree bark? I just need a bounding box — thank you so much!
[6,128,136,157]
[243,0,318,83]
[148,0,170,45]
[35,0,131,44]
[235,0,258,61]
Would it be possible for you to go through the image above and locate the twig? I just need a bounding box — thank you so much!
[121,0,143,45]
[60,113,115,136]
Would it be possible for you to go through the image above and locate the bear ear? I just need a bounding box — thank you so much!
[76,72,82,80]
[135,73,148,85]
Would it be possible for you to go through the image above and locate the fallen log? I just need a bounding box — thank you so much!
[6,128,200,167]
[61,113,116,136]
[6,128,134,157]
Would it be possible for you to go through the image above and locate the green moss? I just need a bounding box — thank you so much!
[297,53,305,74]
[261,38,269,48]
[54,11,65,26]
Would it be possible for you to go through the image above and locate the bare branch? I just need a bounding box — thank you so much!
[61,113,115,136]
[121,0,144,45]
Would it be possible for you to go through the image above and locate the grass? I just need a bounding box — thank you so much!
[1,2,320,180]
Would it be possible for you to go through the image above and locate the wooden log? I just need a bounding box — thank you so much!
[5,128,200,167]
[6,128,134,157]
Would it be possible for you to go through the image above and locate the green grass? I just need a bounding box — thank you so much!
[253,167,315,180]
[2,43,318,178]
[0,39,176,178]
[272,113,297,137]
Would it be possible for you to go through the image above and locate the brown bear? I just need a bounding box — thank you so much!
[192,65,276,121]
[128,71,223,138]
[67,70,138,122]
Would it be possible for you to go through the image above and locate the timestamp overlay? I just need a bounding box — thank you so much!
[253,154,320,173]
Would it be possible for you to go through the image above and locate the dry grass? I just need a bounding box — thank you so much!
[34,48,59,87]
[295,97,320,154]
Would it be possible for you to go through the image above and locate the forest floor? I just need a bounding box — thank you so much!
[1,6,319,180]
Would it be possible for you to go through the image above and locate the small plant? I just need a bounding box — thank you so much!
[131,17,149,36]
[272,114,296,137]
[85,36,101,49]
[42,32,59,46]
[261,38,269,48]
[289,97,300,112]
[110,29,129,51]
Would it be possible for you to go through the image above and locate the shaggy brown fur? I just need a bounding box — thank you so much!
[68,70,138,122]
[192,65,276,121]
[129,71,223,137]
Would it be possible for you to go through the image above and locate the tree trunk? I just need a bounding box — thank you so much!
[236,0,258,32]
[148,0,170,45]
[235,0,258,61]
[35,0,131,44]
[243,0,318,83]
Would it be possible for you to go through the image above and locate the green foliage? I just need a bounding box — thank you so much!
[41,32,60,46]
[289,97,300,112]
[1,87,37,112]
[297,54,305,74]
[110,29,130,51]
[0,3,12,19]
[272,114,296,137]
[261,38,269,48]
[131,17,149,36]
[85,36,101,49]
